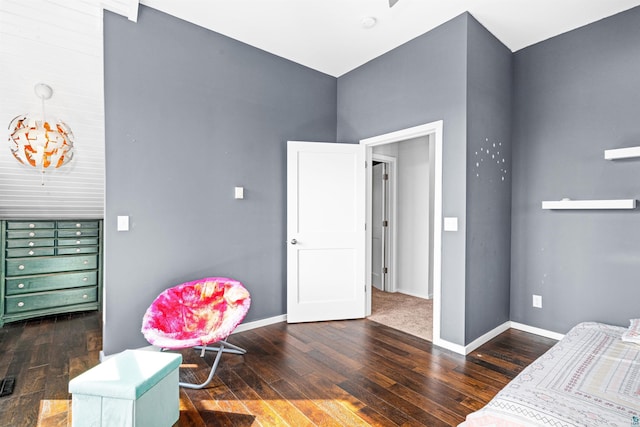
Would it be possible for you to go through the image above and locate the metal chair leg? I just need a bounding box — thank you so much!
[178,340,247,389]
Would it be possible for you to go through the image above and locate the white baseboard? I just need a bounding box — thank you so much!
[433,337,466,355]
[433,322,510,356]
[103,316,560,362]
[509,321,564,341]
[233,314,287,334]
[433,321,562,356]
[464,321,512,355]
[101,315,288,360]
[394,288,431,300]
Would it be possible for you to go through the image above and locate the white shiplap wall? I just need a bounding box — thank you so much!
[0,0,125,219]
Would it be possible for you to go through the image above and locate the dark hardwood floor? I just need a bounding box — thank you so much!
[0,312,557,426]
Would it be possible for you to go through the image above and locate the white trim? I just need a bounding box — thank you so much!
[104,315,561,361]
[604,146,640,160]
[394,289,431,300]
[128,0,139,22]
[541,199,636,210]
[464,321,511,355]
[101,315,289,360]
[432,337,466,355]
[233,314,287,334]
[361,121,444,347]
[434,322,510,356]
[510,321,564,341]
[433,321,563,356]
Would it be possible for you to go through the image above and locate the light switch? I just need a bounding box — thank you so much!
[117,216,129,232]
[443,217,458,232]
[235,187,244,199]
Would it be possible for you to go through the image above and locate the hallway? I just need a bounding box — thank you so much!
[368,288,432,341]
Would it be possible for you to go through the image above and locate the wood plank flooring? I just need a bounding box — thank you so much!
[0,312,557,426]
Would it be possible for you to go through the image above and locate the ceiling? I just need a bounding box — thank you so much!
[139,0,640,77]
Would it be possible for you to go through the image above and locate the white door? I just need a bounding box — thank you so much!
[287,141,366,323]
[371,162,387,291]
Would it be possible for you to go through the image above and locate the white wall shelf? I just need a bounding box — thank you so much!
[542,199,636,210]
[604,146,640,160]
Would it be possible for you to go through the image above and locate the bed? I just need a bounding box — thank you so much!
[460,322,640,427]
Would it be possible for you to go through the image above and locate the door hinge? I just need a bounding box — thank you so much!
[383,173,389,181]
[365,161,368,168]
[383,267,388,274]
[382,220,388,227]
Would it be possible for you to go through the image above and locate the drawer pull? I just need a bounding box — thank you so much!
[17,302,24,307]
[17,283,24,289]
[76,231,82,236]
[18,265,25,270]
[83,294,88,299]
[83,260,89,265]
[29,232,35,237]
[83,277,88,281]
[28,242,35,247]
[76,240,81,244]
[29,223,35,228]
[76,248,81,253]
[28,250,34,256]
[76,223,82,228]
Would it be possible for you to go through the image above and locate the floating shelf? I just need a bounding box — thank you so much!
[542,199,637,210]
[604,146,640,160]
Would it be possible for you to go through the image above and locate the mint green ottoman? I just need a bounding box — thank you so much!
[68,350,182,427]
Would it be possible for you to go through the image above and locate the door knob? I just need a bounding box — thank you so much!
[290,238,297,245]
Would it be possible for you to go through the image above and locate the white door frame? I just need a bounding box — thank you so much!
[361,120,443,344]
[371,153,397,294]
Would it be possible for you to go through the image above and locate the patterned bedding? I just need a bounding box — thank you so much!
[460,322,640,427]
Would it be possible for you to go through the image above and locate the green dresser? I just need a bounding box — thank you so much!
[0,220,103,326]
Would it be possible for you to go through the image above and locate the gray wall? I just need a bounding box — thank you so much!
[103,6,337,354]
[510,6,640,333]
[337,14,469,344]
[465,17,513,342]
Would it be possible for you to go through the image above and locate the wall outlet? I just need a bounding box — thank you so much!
[532,294,542,308]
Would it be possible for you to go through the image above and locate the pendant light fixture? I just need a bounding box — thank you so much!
[8,83,75,183]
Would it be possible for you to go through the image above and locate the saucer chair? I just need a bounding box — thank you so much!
[141,277,251,389]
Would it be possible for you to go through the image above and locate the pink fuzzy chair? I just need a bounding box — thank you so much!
[141,277,251,389]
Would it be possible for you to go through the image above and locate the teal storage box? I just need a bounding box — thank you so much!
[68,350,182,427]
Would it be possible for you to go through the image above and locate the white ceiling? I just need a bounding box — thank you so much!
[139,0,640,77]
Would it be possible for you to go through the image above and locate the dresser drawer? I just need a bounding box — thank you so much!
[6,221,55,230]
[57,221,100,229]
[57,237,99,247]
[7,229,56,239]
[6,238,55,249]
[56,246,99,255]
[57,229,99,238]
[4,286,97,314]
[6,247,55,258]
[5,271,98,295]
[6,255,98,276]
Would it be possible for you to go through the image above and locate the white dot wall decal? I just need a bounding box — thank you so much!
[473,136,509,183]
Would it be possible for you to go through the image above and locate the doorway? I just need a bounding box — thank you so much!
[361,121,443,344]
